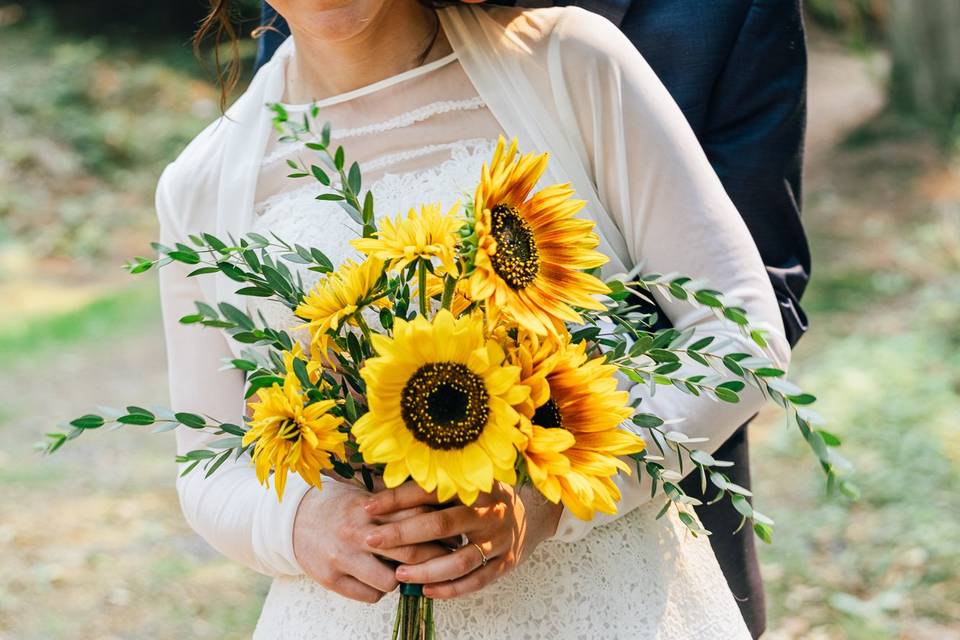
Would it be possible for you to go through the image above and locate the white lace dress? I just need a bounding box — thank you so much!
[243,52,751,640]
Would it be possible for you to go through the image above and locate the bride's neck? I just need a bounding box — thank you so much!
[285,4,452,104]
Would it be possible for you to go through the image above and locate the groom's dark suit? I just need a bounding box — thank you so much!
[254,2,809,636]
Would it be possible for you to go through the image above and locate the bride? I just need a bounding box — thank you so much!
[157,1,790,638]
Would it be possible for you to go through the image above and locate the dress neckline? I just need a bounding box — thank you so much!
[281,52,460,110]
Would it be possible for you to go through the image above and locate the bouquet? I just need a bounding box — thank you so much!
[44,105,854,639]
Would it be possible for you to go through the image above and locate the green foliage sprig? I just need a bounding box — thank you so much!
[268,103,377,238]
[577,272,858,542]
[42,405,252,479]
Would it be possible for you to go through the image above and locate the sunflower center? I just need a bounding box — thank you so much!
[532,398,564,429]
[401,362,490,450]
[489,204,540,289]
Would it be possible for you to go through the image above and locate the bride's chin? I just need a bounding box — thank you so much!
[271,0,414,43]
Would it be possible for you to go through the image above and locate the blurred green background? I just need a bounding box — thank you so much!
[1,1,958,638]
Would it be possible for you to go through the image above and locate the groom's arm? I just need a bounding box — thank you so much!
[596,0,811,346]
[695,0,810,346]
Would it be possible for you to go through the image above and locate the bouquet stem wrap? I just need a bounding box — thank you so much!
[394,583,434,640]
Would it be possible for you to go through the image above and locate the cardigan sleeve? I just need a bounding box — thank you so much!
[156,164,316,577]
[545,8,791,542]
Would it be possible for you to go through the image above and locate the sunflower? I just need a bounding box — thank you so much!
[509,330,645,519]
[243,360,347,500]
[351,202,463,276]
[352,309,530,504]
[295,257,385,358]
[467,136,610,335]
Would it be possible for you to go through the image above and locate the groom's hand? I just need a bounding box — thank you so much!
[363,481,562,599]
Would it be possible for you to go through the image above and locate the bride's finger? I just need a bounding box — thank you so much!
[366,505,476,548]
[326,573,386,604]
[350,554,401,594]
[372,541,451,565]
[421,556,507,600]
[363,482,441,516]
[373,508,462,549]
[373,505,434,524]
[394,539,494,585]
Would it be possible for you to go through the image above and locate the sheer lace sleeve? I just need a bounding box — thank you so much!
[156,166,313,577]
[546,8,792,542]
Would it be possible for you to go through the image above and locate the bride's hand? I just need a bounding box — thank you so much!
[362,481,563,600]
[293,483,453,603]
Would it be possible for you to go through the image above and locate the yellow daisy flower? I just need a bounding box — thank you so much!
[282,342,323,385]
[351,202,463,276]
[421,271,475,316]
[352,309,530,504]
[468,136,610,335]
[295,257,385,359]
[510,330,645,519]
[243,363,347,501]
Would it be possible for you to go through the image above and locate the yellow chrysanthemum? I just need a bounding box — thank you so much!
[351,202,463,276]
[510,331,645,519]
[243,362,347,501]
[352,309,530,504]
[421,271,475,316]
[282,342,323,385]
[468,136,610,335]
[295,257,385,358]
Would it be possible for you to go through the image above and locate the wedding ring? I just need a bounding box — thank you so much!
[469,541,488,567]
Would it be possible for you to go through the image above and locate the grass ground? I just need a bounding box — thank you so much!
[1,14,958,640]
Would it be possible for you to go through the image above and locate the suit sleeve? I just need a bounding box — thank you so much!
[699,0,810,346]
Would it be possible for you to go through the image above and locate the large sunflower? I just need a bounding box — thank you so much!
[295,257,385,358]
[468,136,610,335]
[243,360,347,500]
[352,309,529,504]
[351,202,462,276]
[510,330,645,519]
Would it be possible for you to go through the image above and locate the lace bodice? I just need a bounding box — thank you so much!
[246,50,749,640]
[249,52,504,335]
[251,137,499,334]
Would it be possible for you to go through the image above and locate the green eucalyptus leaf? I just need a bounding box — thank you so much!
[753,522,773,544]
[714,387,740,403]
[348,161,361,194]
[175,412,207,429]
[70,414,105,430]
[219,303,255,330]
[632,413,664,428]
[311,165,331,186]
[788,393,817,405]
[731,494,753,518]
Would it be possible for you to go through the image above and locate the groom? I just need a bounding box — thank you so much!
[253,1,809,637]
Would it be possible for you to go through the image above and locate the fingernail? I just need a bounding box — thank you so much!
[363,499,377,513]
[366,533,383,547]
[395,567,409,580]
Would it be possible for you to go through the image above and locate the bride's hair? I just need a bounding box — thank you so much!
[193,1,454,111]
[193,1,240,112]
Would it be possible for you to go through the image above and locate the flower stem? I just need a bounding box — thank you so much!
[440,275,456,311]
[417,260,429,318]
[355,313,375,354]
